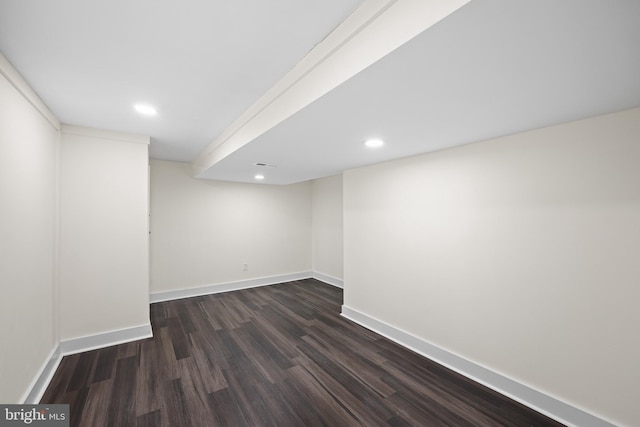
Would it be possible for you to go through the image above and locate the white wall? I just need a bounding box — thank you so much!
[343,108,640,427]
[0,58,59,402]
[150,160,311,293]
[59,126,150,340]
[311,174,343,281]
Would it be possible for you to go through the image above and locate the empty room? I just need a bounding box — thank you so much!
[1,1,638,426]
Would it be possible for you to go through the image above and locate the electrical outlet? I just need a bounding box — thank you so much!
[242,262,248,271]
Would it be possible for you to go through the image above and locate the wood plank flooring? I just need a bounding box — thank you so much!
[41,279,565,426]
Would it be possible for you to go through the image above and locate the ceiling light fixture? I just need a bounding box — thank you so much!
[134,104,158,116]
[364,138,384,148]
[254,174,265,181]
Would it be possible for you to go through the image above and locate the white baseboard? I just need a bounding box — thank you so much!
[23,323,152,404]
[340,305,616,427]
[22,345,63,404]
[150,272,313,303]
[312,271,343,288]
[58,323,153,355]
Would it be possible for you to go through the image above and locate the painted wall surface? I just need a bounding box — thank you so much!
[343,108,640,427]
[150,160,311,293]
[0,71,59,402]
[59,127,150,340]
[311,174,343,280]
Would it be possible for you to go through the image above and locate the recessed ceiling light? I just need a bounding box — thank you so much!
[364,138,384,148]
[254,174,265,181]
[134,104,157,116]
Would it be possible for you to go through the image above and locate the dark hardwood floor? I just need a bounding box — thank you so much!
[41,279,564,426]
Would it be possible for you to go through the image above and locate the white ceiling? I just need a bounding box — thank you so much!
[1,0,639,185]
[202,0,640,184]
[0,0,361,161]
